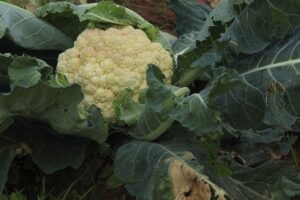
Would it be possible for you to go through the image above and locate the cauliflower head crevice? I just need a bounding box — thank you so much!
[57,26,173,122]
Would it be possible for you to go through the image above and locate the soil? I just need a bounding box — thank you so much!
[114,0,210,35]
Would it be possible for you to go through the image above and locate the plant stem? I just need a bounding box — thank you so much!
[175,67,205,87]
[174,87,190,97]
[289,135,300,173]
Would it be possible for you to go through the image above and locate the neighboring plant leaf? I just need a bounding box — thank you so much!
[0,1,73,50]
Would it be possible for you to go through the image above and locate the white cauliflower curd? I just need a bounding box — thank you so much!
[57,26,173,122]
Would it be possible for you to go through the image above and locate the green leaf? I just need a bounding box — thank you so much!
[34,1,89,40]
[146,66,189,113]
[0,1,72,50]
[171,67,242,135]
[281,175,300,198]
[128,66,189,141]
[171,0,252,87]
[128,106,174,141]
[0,118,88,174]
[217,31,300,131]
[113,88,144,126]
[170,93,221,135]
[36,1,159,41]
[0,17,5,38]
[0,148,15,194]
[114,140,228,200]
[114,128,293,200]
[7,55,52,89]
[0,54,108,143]
[0,82,108,143]
[223,128,289,166]
[225,0,300,54]
[170,0,210,36]
[83,1,132,25]
[85,2,158,40]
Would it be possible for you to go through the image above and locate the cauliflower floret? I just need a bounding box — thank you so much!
[57,26,173,122]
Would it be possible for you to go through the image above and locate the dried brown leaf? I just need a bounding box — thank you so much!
[169,152,227,200]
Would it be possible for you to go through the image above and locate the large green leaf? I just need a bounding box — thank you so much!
[0,53,108,194]
[3,54,52,89]
[114,127,300,200]
[0,1,72,50]
[0,118,88,174]
[217,31,300,131]
[0,54,108,143]
[170,67,243,135]
[35,1,159,41]
[121,66,189,141]
[34,1,89,40]
[114,140,228,200]
[170,0,250,87]
[169,0,210,36]
[224,0,300,54]
[217,159,295,200]
[171,0,254,55]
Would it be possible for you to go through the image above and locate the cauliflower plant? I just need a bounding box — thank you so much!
[57,26,173,122]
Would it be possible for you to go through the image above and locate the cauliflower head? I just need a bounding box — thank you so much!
[57,26,173,122]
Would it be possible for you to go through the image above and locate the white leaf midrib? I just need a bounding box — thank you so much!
[242,58,300,76]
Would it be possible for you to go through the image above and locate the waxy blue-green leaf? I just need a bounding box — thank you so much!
[0,1,72,50]
[146,66,189,113]
[114,128,293,200]
[171,67,243,135]
[0,54,108,143]
[36,1,159,41]
[6,55,52,89]
[224,0,300,54]
[170,0,210,36]
[171,0,254,87]
[217,31,300,131]
[127,66,189,141]
[34,1,90,40]
[113,88,145,126]
[114,140,228,200]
